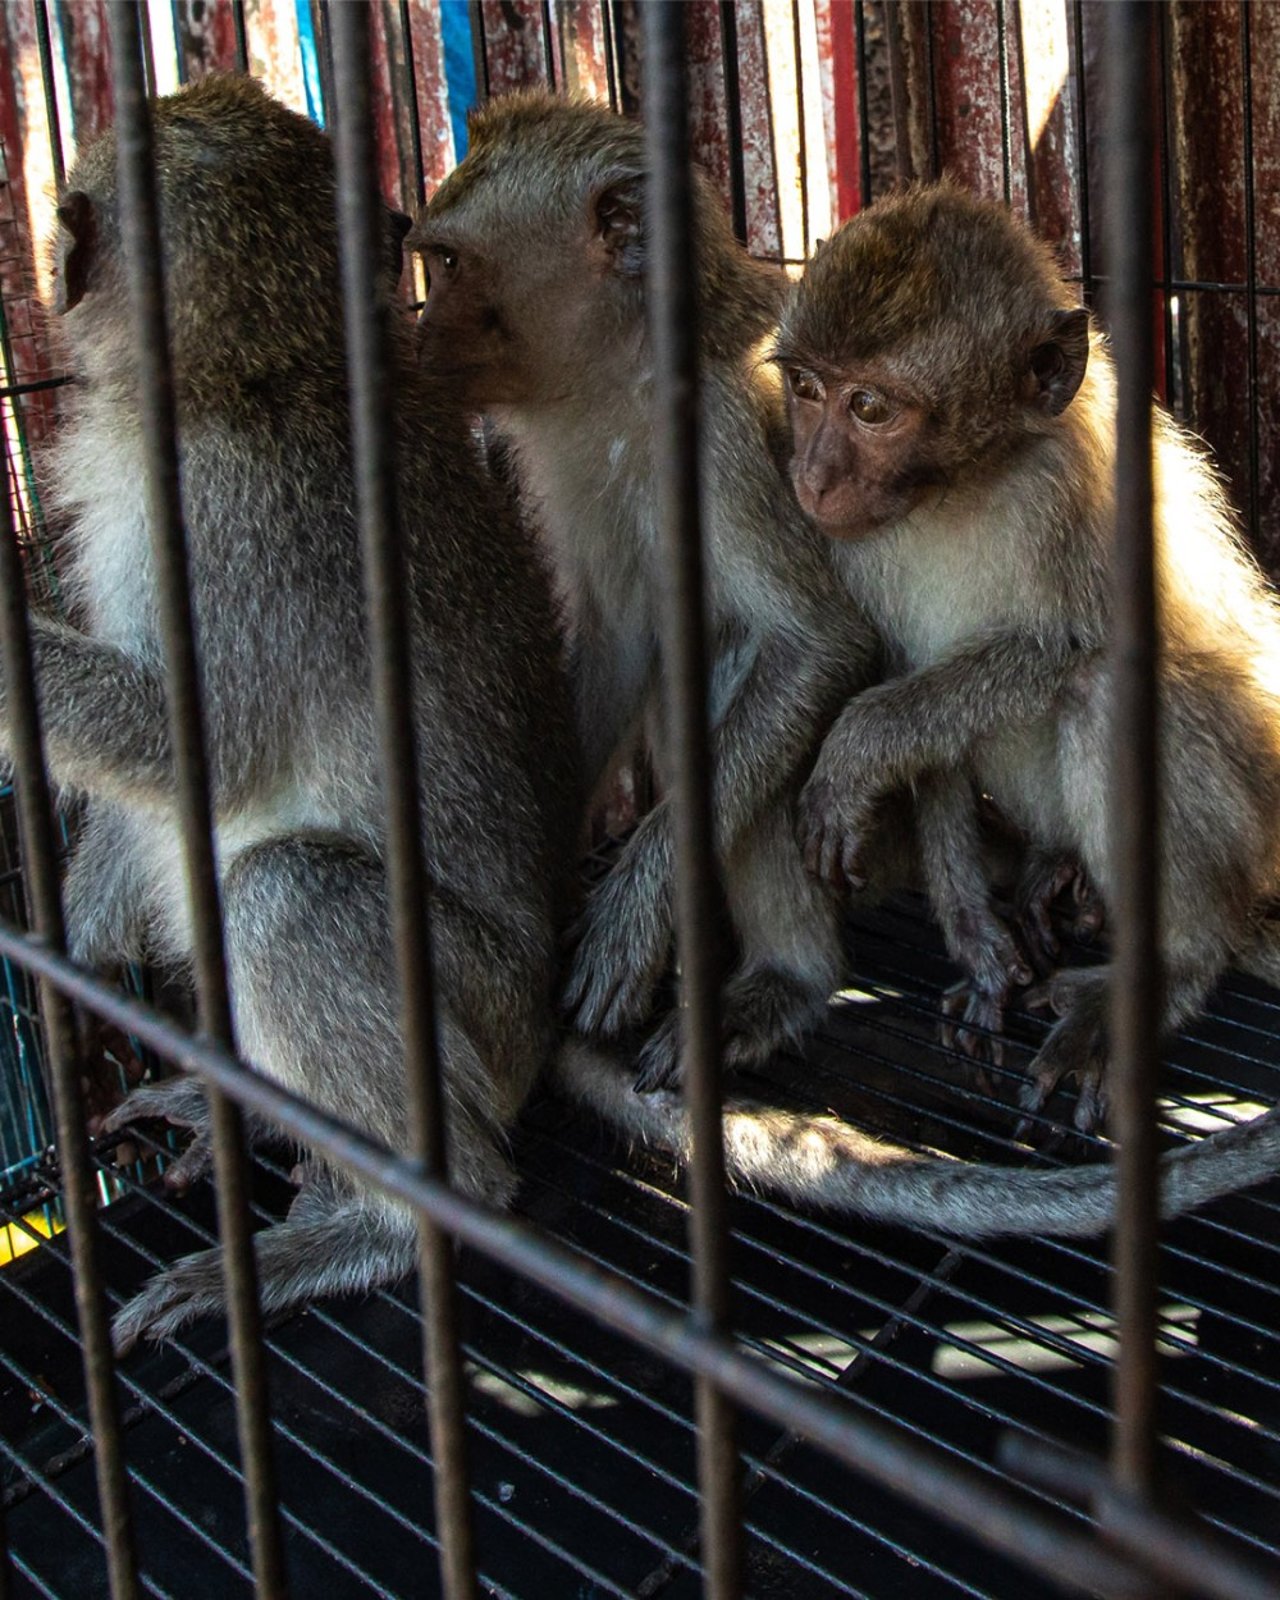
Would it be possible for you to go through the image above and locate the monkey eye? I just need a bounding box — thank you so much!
[849,389,893,424]
[788,368,824,403]
[440,247,458,272]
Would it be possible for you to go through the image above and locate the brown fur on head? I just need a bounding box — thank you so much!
[50,74,410,410]
[775,181,1090,538]
[407,88,783,406]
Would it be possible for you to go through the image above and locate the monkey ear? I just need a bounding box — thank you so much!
[1026,306,1090,416]
[386,207,412,285]
[590,175,645,276]
[53,190,96,314]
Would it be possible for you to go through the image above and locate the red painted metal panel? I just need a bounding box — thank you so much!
[479,0,550,94]
[1018,0,1082,276]
[732,0,780,257]
[684,0,732,216]
[0,6,59,436]
[404,0,453,191]
[926,0,1011,201]
[1168,0,1278,564]
[556,1,610,101]
[57,0,113,150]
[822,0,863,219]
[174,0,241,81]
[369,0,407,207]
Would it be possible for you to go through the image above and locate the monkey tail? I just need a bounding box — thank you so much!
[554,1038,1280,1238]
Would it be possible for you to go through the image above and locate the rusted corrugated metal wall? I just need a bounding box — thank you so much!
[0,1,1273,559]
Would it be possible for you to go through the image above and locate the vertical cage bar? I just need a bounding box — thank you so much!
[717,1,749,245]
[883,0,914,183]
[105,6,287,1592]
[232,0,249,74]
[922,0,940,182]
[0,439,139,1600]
[789,0,810,256]
[1103,0,1162,1500]
[1239,2,1260,541]
[1071,0,1093,301]
[601,0,619,113]
[853,0,872,206]
[1156,3,1176,410]
[397,0,427,208]
[996,0,1012,204]
[327,9,479,1599]
[35,0,66,192]
[134,1,155,95]
[311,0,335,123]
[540,0,557,86]
[641,5,742,1596]
[469,0,490,102]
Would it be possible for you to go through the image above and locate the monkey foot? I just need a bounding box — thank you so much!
[1017,855,1105,977]
[1014,978,1110,1139]
[633,967,827,1093]
[939,980,1008,1088]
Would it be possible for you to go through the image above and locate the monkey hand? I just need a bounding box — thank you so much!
[99,1075,214,1193]
[561,810,674,1036]
[797,770,880,892]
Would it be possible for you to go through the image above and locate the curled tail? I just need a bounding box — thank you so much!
[555,1038,1280,1238]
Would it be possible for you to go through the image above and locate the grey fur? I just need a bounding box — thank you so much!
[16,77,578,1347]
[411,92,884,1086]
[778,183,1280,1189]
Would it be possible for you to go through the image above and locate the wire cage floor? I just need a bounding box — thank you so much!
[3,894,1278,1599]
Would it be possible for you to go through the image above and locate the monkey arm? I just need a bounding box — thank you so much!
[799,630,1084,887]
[563,626,867,1036]
[828,630,1080,788]
[0,619,175,807]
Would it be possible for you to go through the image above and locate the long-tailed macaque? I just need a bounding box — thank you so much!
[15,76,578,1348]
[411,101,1280,1236]
[777,180,1280,1136]
[410,90,885,1090]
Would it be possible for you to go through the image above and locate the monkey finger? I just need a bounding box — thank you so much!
[840,833,868,892]
[1071,1072,1108,1135]
[162,1136,212,1194]
[634,1017,682,1093]
[1024,978,1074,1018]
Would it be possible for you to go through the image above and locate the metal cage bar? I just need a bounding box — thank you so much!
[328,8,478,1598]
[104,5,287,1592]
[4,918,1280,1597]
[1103,0,1162,1501]
[642,5,742,1594]
[0,345,139,1600]
[2,5,1280,1598]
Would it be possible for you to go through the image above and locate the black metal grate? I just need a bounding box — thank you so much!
[0,4,1277,1597]
[4,897,1278,1598]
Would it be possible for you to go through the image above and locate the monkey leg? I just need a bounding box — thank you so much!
[561,805,674,1038]
[634,806,841,1091]
[64,800,154,967]
[917,771,1032,1075]
[220,835,522,1207]
[111,836,528,1350]
[111,1170,417,1353]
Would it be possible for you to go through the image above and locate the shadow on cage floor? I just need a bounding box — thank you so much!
[3,895,1280,1598]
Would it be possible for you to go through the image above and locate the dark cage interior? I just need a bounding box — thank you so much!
[0,3,1279,1599]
